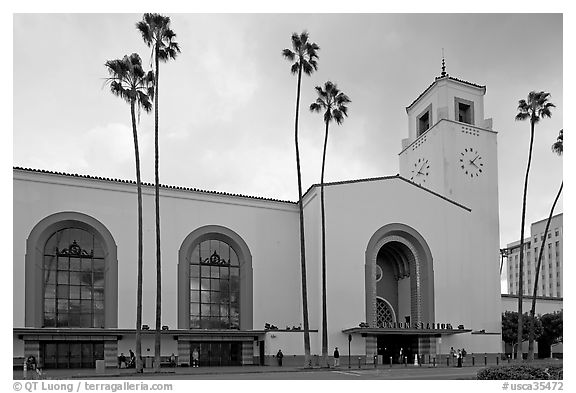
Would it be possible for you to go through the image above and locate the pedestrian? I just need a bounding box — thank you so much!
[399,347,403,364]
[170,353,176,367]
[129,349,135,368]
[192,348,199,368]
[25,355,37,380]
[333,347,340,367]
[450,347,455,365]
[118,352,126,368]
[457,349,462,368]
[276,349,284,367]
[461,348,467,364]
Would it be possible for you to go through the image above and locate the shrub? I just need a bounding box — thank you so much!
[477,365,562,380]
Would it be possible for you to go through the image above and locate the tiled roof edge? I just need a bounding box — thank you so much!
[13,166,297,205]
[406,75,486,112]
[303,174,471,212]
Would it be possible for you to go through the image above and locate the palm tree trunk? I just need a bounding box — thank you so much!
[527,182,563,361]
[517,119,535,361]
[153,44,162,373]
[130,100,144,373]
[320,119,329,367]
[294,64,311,367]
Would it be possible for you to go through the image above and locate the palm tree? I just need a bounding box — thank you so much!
[282,31,319,368]
[104,53,154,373]
[527,129,563,361]
[136,13,180,372]
[514,91,555,360]
[310,81,350,367]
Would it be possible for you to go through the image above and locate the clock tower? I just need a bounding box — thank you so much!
[397,64,502,338]
[398,67,499,224]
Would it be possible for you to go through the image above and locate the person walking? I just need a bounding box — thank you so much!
[192,348,199,368]
[450,347,455,366]
[333,347,340,367]
[457,349,462,368]
[118,353,127,368]
[461,348,467,364]
[129,349,136,368]
[276,349,284,367]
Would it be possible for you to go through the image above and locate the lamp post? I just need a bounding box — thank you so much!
[348,334,352,369]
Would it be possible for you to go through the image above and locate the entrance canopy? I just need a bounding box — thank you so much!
[342,327,472,337]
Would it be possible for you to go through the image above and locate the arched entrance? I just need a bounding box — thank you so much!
[365,223,435,361]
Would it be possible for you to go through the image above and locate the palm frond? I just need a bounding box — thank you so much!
[290,62,299,75]
[552,129,563,155]
[291,32,301,52]
[310,102,322,112]
[515,112,530,121]
[314,85,327,99]
[136,20,153,46]
[333,109,345,125]
[282,49,295,61]
[105,53,154,112]
[301,60,314,76]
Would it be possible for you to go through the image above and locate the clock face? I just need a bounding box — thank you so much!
[459,148,483,178]
[410,158,430,185]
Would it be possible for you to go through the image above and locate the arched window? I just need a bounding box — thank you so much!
[189,239,240,329]
[376,298,396,327]
[43,228,106,328]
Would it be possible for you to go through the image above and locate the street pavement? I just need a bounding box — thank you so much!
[14,364,482,380]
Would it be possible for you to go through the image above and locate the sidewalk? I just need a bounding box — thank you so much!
[16,357,556,380]
[14,365,321,380]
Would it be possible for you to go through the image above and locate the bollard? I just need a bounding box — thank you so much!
[496,355,499,365]
[23,361,27,380]
[374,355,377,369]
[433,357,436,368]
[389,356,392,368]
[358,357,361,369]
[484,355,487,366]
[419,355,422,367]
[472,356,475,366]
[404,356,407,367]
[446,355,449,367]
[508,355,511,364]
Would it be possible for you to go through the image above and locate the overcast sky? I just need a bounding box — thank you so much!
[12,13,563,287]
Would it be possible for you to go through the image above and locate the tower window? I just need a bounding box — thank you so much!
[416,104,432,136]
[454,97,474,125]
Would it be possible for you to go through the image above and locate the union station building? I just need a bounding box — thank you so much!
[13,72,503,369]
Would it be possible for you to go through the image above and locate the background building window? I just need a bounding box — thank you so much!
[189,239,240,329]
[43,228,105,328]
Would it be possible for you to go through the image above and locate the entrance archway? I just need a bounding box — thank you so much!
[365,223,435,359]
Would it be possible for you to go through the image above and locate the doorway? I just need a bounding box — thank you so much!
[40,341,104,369]
[377,335,418,364]
[189,341,241,366]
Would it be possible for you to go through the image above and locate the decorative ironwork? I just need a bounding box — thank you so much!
[56,240,93,258]
[376,298,395,327]
[201,250,230,266]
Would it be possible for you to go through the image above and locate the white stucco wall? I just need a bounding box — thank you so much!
[302,175,501,355]
[13,171,301,335]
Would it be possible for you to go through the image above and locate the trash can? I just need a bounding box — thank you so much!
[95,360,105,374]
[145,356,153,369]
